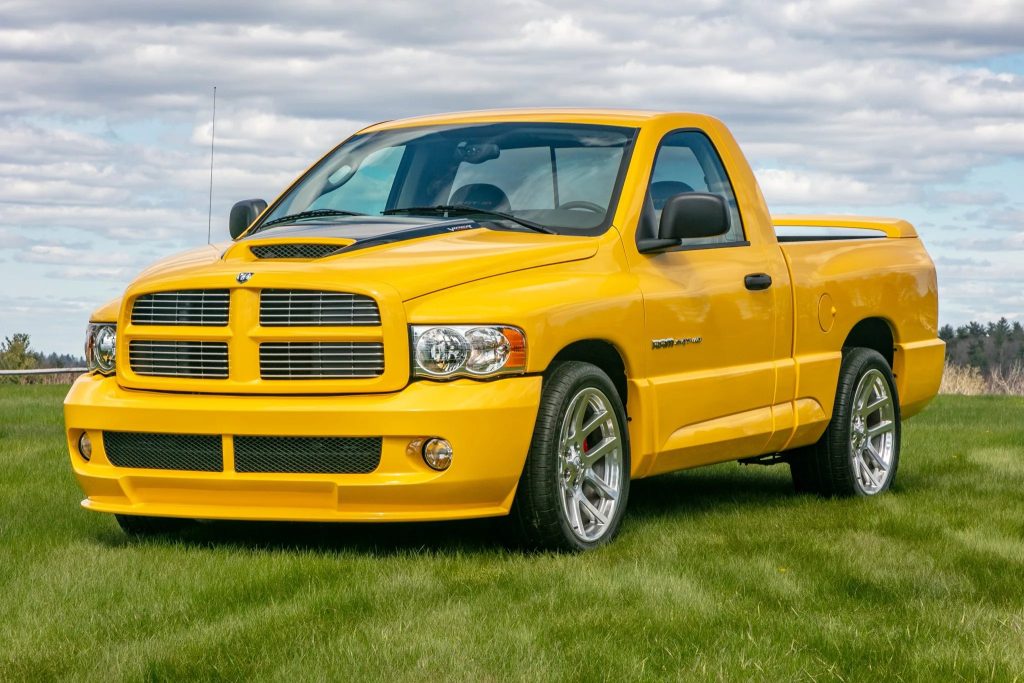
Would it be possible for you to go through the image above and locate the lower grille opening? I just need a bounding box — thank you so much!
[234,436,382,474]
[103,432,223,472]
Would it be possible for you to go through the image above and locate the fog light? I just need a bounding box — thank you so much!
[78,432,92,461]
[422,438,453,471]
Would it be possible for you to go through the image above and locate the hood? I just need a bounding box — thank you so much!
[129,217,600,301]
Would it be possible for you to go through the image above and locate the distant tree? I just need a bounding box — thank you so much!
[1014,321,1024,338]
[0,333,37,369]
[955,325,971,340]
[967,339,988,371]
[0,333,39,383]
[968,321,987,337]
[939,324,954,342]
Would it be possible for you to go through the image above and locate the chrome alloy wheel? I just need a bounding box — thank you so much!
[557,386,624,543]
[849,368,897,494]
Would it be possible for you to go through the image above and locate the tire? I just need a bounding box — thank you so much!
[509,361,630,551]
[790,348,901,497]
[115,514,195,537]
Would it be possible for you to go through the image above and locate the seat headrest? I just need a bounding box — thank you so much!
[449,183,511,212]
[650,181,694,210]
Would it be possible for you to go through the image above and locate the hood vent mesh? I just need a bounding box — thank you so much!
[250,243,345,259]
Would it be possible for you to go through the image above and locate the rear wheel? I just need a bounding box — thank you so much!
[790,348,901,497]
[115,514,195,537]
[509,361,630,551]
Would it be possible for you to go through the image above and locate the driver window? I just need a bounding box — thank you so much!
[649,132,745,244]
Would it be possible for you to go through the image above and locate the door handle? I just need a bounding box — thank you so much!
[744,273,772,291]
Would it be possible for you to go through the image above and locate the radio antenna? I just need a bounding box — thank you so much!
[206,85,217,244]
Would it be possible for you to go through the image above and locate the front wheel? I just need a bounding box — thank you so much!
[509,361,630,551]
[790,348,901,497]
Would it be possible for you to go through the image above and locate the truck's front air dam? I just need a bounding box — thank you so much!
[64,374,542,522]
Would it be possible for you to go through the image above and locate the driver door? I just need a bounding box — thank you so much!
[631,131,779,474]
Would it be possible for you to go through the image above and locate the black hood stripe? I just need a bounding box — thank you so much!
[340,220,482,253]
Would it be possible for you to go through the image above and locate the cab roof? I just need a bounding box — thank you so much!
[359,108,708,133]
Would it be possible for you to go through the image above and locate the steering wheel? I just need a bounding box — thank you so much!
[558,200,606,214]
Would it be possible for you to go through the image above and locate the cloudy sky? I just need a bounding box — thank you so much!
[1,0,1022,355]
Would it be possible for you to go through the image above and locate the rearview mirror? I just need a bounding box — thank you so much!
[229,199,268,239]
[637,193,729,253]
[455,141,500,164]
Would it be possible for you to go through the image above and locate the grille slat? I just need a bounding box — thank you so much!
[260,342,385,379]
[250,243,345,259]
[103,432,223,472]
[131,290,230,326]
[129,340,229,379]
[259,290,381,327]
[234,436,382,474]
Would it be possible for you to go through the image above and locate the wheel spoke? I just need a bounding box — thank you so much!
[584,470,618,501]
[578,493,609,526]
[582,435,616,466]
[566,492,584,532]
[859,457,879,488]
[860,395,889,417]
[867,420,893,437]
[864,442,888,471]
[579,409,608,441]
[571,394,592,436]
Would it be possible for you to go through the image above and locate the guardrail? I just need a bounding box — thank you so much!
[0,368,86,376]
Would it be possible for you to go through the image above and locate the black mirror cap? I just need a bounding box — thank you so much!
[229,199,268,239]
[659,193,729,241]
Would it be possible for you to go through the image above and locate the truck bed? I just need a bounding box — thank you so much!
[774,215,944,441]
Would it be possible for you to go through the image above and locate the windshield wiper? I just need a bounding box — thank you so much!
[382,205,555,235]
[258,208,365,230]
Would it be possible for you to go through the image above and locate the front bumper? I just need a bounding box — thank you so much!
[64,374,541,522]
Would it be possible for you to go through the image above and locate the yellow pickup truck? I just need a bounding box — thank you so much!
[65,109,944,550]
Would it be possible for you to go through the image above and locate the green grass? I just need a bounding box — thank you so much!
[2,386,1023,682]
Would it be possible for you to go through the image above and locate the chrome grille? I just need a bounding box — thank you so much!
[250,243,344,259]
[103,432,223,472]
[260,290,381,327]
[234,436,382,473]
[131,290,229,326]
[129,340,229,379]
[260,342,384,379]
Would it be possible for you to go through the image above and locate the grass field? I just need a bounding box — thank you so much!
[2,386,1023,681]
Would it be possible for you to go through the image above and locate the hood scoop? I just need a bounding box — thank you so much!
[250,243,348,259]
[221,237,357,262]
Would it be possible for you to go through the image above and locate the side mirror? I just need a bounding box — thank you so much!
[229,199,268,239]
[637,193,729,253]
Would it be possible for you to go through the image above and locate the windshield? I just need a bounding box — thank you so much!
[256,122,637,235]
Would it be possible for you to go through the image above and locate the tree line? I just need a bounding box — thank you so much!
[939,318,1024,373]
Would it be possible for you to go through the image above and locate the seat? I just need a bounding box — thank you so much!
[448,183,512,212]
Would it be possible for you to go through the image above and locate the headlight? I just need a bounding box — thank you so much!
[85,323,117,375]
[411,325,526,379]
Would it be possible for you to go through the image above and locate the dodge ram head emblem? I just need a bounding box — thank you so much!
[236,272,253,284]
